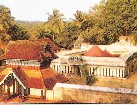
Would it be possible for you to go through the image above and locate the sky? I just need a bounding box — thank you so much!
[0,0,102,22]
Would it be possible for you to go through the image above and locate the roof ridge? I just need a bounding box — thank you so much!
[39,69,46,89]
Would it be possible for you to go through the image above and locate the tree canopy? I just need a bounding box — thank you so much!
[0,0,136,49]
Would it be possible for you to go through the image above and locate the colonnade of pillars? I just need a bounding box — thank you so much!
[0,74,29,99]
[51,64,126,78]
[41,90,46,99]
[51,64,74,74]
[89,67,125,78]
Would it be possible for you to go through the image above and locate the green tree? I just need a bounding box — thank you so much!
[0,5,14,32]
[79,65,97,85]
[0,5,14,42]
[36,29,52,39]
[45,9,65,40]
[8,24,30,40]
[88,0,137,44]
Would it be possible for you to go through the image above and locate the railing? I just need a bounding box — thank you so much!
[54,83,137,95]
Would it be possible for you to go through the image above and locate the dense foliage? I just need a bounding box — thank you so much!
[0,0,136,49]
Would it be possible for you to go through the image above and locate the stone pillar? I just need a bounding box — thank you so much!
[90,67,93,75]
[66,65,68,74]
[7,86,10,99]
[99,68,101,76]
[72,66,75,74]
[17,82,20,96]
[119,69,122,77]
[70,66,72,74]
[21,86,24,97]
[93,68,96,75]
[109,69,113,77]
[122,70,124,77]
[64,66,66,73]
[88,67,90,75]
[3,84,5,92]
[100,68,103,76]
[44,89,46,99]
[96,69,98,76]
[68,66,70,74]
[41,90,44,99]
[56,65,58,72]
[1,84,3,93]
[117,69,119,77]
[24,89,27,96]
[103,68,105,76]
[13,78,15,95]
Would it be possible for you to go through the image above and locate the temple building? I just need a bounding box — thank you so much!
[50,43,137,78]
[0,38,67,100]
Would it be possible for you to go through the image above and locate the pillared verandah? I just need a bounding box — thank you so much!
[0,38,68,100]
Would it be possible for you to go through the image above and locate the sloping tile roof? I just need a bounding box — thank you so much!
[84,45,117,57]
[41,68,68,89]
[103,49,113,57]
[0,66,68,89]
[0,38,59,60]
[0,68,11,82]
[32,38,60,51]
[13,67,46,89]
[84,45,107,57]
[103,49,118,57]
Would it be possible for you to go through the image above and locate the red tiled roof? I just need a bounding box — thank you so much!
[41,68,68,89]
[13,67,46,89]
[31,38,60,51]
[84,45,107,57]
[0,66,68,89]
[103,49,118,57]
[41,51,52,58]
[84,45,117,57]
[0,68,11,82]
[103,49,113,57]
[0,38,59,60]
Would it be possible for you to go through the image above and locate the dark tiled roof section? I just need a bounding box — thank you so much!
[41,68,68,89]
[0,38,60,60]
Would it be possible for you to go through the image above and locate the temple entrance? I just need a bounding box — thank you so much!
[0,72,28,100]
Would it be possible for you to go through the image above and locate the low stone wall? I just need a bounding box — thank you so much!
[47,83,137,103]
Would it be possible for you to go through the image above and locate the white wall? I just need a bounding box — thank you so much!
[46,90,54,100]
[30,88,42,96]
